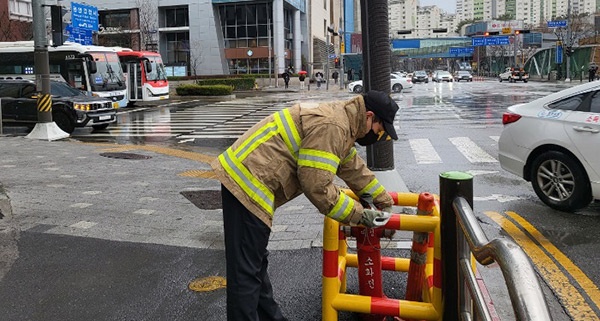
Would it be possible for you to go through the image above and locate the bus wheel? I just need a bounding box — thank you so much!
[53,111,75,134]
[92,124,110,130]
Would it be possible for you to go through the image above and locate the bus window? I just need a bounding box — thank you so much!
[67,63,86,90]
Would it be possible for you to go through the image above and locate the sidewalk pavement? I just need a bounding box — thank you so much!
[0,89,566,320]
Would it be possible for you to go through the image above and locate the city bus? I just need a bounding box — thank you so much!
[115,48,169,104]
[0,41,128,108]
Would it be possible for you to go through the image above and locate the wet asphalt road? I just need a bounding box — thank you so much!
[1,78,599,320]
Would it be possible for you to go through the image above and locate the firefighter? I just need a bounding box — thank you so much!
[211,90,398,321]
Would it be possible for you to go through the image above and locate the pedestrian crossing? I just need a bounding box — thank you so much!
[70,98,503,166]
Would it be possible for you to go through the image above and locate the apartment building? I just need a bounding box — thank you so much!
[389,0,418,39]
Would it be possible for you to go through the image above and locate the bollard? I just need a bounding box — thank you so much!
[439,171,473,321]
[405,192,435,304]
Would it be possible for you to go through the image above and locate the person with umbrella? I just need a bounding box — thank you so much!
[298,70,307,90]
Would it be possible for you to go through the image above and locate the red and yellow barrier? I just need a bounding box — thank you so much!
[322,191,443,321]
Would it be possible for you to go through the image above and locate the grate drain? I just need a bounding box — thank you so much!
[99,152,152,160]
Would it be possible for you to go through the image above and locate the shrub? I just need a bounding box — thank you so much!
[196,78,256,90]
[176,84,233,96]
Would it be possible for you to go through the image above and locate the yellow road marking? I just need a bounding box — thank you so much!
[485,211,599,320]
[505,211,600,311]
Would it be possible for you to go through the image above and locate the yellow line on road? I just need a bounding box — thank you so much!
[505,211,600,311]
[485,211,599,320]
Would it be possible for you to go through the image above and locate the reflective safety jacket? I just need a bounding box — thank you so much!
[211,95,394,228]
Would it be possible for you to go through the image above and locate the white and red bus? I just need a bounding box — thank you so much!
[115,49,169,104]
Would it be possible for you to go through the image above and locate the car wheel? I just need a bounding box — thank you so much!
[92,124,110,130]
[499,78,502,82]
[353,85,363,93]
[53,111,75,134]
[392,84,402,93]
[530,151,592,212]
[524,80,528,83]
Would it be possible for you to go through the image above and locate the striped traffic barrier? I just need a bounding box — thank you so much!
[322,190,442,321]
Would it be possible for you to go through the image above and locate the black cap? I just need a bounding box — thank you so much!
[362,90,399,140]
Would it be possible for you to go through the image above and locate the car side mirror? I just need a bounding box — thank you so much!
[88,61,97,74]
[144,60,152,73]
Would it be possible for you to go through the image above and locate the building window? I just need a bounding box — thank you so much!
[218,3,272,49]
[165,32,189,64]
[162,6,189,28]
[99,10,131,29]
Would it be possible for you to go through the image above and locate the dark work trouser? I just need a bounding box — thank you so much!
[221,185,287,321]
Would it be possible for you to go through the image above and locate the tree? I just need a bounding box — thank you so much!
[497,13,514,21]
[188,40,204,77]
[455,18,480,34]
[135,0,158,51]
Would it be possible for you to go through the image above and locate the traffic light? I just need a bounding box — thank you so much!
[397,30,412,35]
[484,31,499,36]
[334,57,340,68]
[565,46,574,56]
[515,30,520,35]
[514,29,531,34]
[50,5,64,46]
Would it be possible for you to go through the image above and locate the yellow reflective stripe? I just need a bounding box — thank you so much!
[235,122,279,161]
[328,191,355,221]
[298,148,340,174]
[340,147,357,165]
[359,179,386,199]
[219,149,275,215]
[273,109,301,157]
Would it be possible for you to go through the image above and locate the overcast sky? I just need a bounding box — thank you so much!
[420,0,456,13]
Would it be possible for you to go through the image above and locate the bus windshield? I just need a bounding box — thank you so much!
[146,56,168,81]
[89,52,126,90]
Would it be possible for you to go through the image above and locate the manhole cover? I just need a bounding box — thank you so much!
[99,152,152,160]
[181,190,222,210]
[189,276,226,292]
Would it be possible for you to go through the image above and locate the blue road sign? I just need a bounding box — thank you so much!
[556,46,563,64]
[449,47,474,55]
[71,2,98,31]
[65,25,93,45]
[472,36,510,47]
[548,20,568,28]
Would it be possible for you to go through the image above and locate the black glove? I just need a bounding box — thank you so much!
[360,209,385,228]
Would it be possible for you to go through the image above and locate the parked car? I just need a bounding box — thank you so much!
[0,79,116,133]
[432,70,453,82]
[412,70,429,83]
[454,71,473,82]
[347,73,413,93]
[498,81,600,211]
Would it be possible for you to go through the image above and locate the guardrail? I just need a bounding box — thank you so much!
[440,171,552,320]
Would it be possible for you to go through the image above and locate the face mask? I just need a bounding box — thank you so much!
[356,129,380,146]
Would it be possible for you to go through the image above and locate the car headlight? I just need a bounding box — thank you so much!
[74,103,91,111]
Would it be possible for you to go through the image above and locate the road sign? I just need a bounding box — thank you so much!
[65,25,93,45]
[548,20,568,28]
[71,2,98,31]
[449,47,474,55]
[502,27,512,34]
[472,36,510,47]
[556,46,563,64]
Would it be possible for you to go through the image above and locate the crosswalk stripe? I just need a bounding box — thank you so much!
[409,138,442,164]
[449,136,498,163]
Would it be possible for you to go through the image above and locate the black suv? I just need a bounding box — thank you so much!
[0,79,116,133]
[412,70,429,83]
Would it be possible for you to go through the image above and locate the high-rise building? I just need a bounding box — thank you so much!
[389,0,418,39]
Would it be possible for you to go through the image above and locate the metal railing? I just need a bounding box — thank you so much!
[440,172,552,321]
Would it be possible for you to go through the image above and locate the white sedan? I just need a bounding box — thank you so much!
[498,81,600,211]
[347,74,413,93]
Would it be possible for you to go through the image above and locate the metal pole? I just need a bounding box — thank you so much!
[0,98,3,135]
[566,0,572,82]
[33,0,52,124]
[339,2,344,90]
[268,17,272,87]
[326,32,330,90]
[513,34,517,68]
[440,171,473,320]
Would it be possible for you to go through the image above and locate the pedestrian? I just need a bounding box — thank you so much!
[332,71,339,84]
[211,90,398,321]
[315,71,324,89]
[589,64,596,82]
[347,68,353,81]
[282,71,290,89]
[299,73,306,89]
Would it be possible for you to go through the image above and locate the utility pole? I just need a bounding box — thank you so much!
[325,30,330,90]
[27,0,68,141]
[268,17,272,87]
